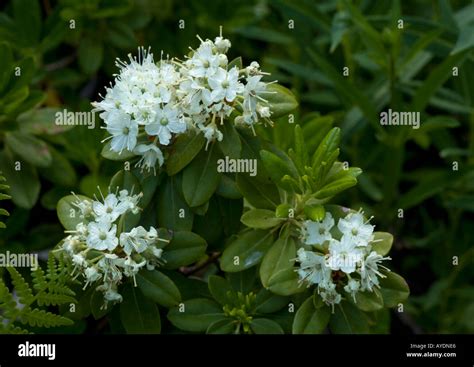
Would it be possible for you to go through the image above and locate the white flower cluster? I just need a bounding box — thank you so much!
[58,190,167,307]
[297,211,391,310]
[93,33,274,172]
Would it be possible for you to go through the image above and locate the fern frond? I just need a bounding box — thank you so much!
[21,308,73,328]
[0,171,10,229]
[7,267,34,306]
[0,254,77,334]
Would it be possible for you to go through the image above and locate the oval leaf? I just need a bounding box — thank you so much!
[57,194,92,230]
[137,269,181,307]
[292,296,330,334]
[120,284,161,334]
[241,209,284,229]
[251,318,284,334]
[168,298,224,332]
[220,229,274,272]
[161,231,207,269]
[182,144,220,207]
[166,130,206,176]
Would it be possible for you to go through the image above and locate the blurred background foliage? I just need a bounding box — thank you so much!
[0,0,473,333]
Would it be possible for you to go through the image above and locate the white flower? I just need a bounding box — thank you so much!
[208,67,243,103]
[200,123,223,145]
[296,248,331,286]
[319,282,342,308]
[122,257,147,285]
[337,212,374,247]
[118,189,142,214]
[144,104,187,145]
[344,278,360,301]
[119,226,156,255]
[134,144,164,172]
[92,193,128,223]
[72,254,86,267]
[85,266,101,283]
[327,235,363,274]
[257,104,271,118]
[97,254,123,282]
[86,221,118,251]
[104,288,122,303]
[188,41,220,78]
[245,61,261,75]
[105,112,139,153]
[302,212,334,246]
[359,251,391,292]
[242,75,268,124]
[72,196,93,219]
[214,36,231,53]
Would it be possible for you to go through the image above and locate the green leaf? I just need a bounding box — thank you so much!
[220,229,274,272]
[109,170,140,193]
[157,174,193,231]
[293,124,308,168]
[292,296,330,334]
[312,127,340,178]
[39,146,77,187]
[216,174,242,199]
[412,50,469,111]
[260,236,298,295]
[241,209,284,229]
[452,20,474,54]
[78,37,103,74]
[90,290,109,320]
[0,151,40,209]
[307,50,380,131]
[398,170,461,209]
[18,108,73,135]
[168,298,224,332]
[266,265,302,297]
[166,130,206,176]
[228,56,243,70]
[371,232,393,256]
[275,203,293,218]
[329,302,370,334]
[206,318,236,334]
[161,231,207,269]
[302,115,334,154]
[106,21,136,49]
[101,141,135,161]
[218,122,241,159]
[352,289,384,312]
[379,271,410,307]
[264,83,298,118]
[260,150,300,192]
[0,42,13,93]
[304,204,325,221]
[5,132,52,168]
[314,176,357,199]
[136,269,181,307]
[251,318,284,334]
[13,0,41,45]
[236,173,280,209]
[226,267,257,294]
[255,289,289,313]
[57,194,92,230]
[182,144,220,207]
[120,284,161,334]
[208,275,234,306]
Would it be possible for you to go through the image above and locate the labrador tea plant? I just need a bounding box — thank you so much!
[54,34,409,334]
